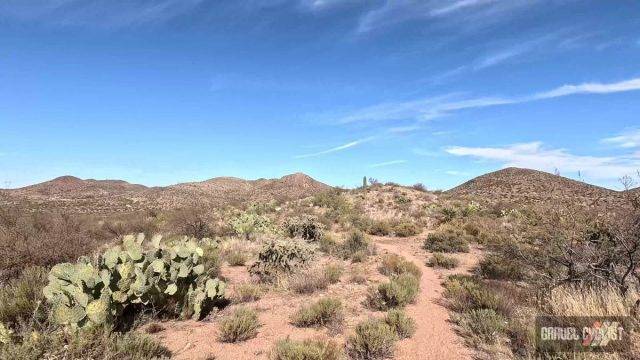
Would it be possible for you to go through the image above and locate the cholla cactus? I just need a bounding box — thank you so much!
[249,239,314,282]
[230,211,273,240]
[43,234,225,328]
[283,215,324,242]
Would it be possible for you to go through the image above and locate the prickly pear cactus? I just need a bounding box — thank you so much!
[43,234,226,328]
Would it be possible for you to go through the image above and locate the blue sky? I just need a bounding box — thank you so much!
[1,0,639,190]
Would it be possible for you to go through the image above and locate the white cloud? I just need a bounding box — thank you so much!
[602,129,640,149]
[335,77,640,124]
[446,141,640,181]
[430,0,498,16]
[294,136,374,158]
[369,160,407,168]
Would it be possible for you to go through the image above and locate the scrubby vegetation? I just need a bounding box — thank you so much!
[427,253,459,269]
[218,307,261,343]
[291,297,343,329]
[249,239,314,282]
[367,273,420,310]
[378,254,421,279]
[346,318,398,360]
[271,338,344,360]
[422,227,470,253]
[383,309,416,339]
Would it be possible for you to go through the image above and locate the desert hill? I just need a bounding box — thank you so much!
[447,167,626,209]
[1,173,330,213]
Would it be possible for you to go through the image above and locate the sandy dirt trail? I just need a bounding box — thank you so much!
[374,235,474,360]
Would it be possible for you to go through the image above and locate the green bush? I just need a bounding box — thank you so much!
[392,221,420,237]
[478,254,524,281]
[233,283,265,303]
[442,275,510,315]
[230,212,273,240]
[367,220,391,236]
[423,229,470,253]
[291,297,343,329]
[42,234,226,329]
[284,215,325,242]
[378,254,422,279]
[383,309,416,339]
[0,326,171,360]
[340,230,373,262]
[367,273,420,310]
[218,307,261,343]
[249,239,314,282]
[346,318,397,360]
[318,234,338,255]
[427,253,459,269]
[271,338,343,360]
[0,266,48,328]
[455,308,506,345]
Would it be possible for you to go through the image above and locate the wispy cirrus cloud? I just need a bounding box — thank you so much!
[602,129,640,149]
[369,160,407,168]
[0,0,205,28]
[335,77,640,124]
[445,141,640,181]
[294,136,375,158]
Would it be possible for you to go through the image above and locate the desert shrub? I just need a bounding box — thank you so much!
[392,221,420,237]
[393,193,410,205]
[340,230,374,262]
[169,208,214,239]
[323,263,343,284]
[226,249,248,266]
[291,297,343,329]
[462,222,480,237]
[200,243,222,278]
[284,215,325,242]
[318,233,338,255]
[346,318,397,360]
[218,307,261,343]
[290,269,329,295]
[311,190,348,210]
[367,273,420,310]
[478,254,524,281]
[0,325,171,360]
[145,322,164,334]
[230,211,273,240]
[383,309,416,339]
[427,253,459,269]
[442,275,511,316]
[439,207,458,222]
[249,239,314,282]
[271,338,343,360]
[0,266,48,328]
[423,228,470,253]
[349,266,368,284]
[411,183,426,192]
[454,309,506,345]
[42,234,226,329]
[233,283,265,303]
[367,220,391,236]
[378,254,422,279]
[0,211,109,281]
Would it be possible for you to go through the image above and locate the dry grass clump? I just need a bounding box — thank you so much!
[391,221,420,237]
[427,253,459,269]
[323,263,343,284]
[442,275,512,316]
[378,254,421,279]
[271,338,344,360]
[0,326,171,360]
[346,318,398,360]
[478,254,523,281]
[291,297,343,329]
[383,309,416,339]
[349,266,368,284]
[546,285,637,317]
[290,269,330,295]
[0,266,48,327]
[422,227,470,253]
[367,273,420,310]
[233,283,266,303]
[453,308,507,345]
[218,307,261,343]
[367,220,392,236]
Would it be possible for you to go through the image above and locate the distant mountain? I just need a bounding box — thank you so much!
[447,167,626,209]
[1,173,330,213]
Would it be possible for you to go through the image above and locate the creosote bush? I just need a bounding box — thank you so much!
[378,254,421,279]
[427,253,459,269]
[392,221,420,237]
[271,337,343,360]
[454,308,506,345]
[218,307,261,343]
[367,273,420,310]
[383,309,416,339]
[423,228,470,253]
[478,254,524,281]
[346,318,398,360]
[340,230,374,262]
[291,297,343,329]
